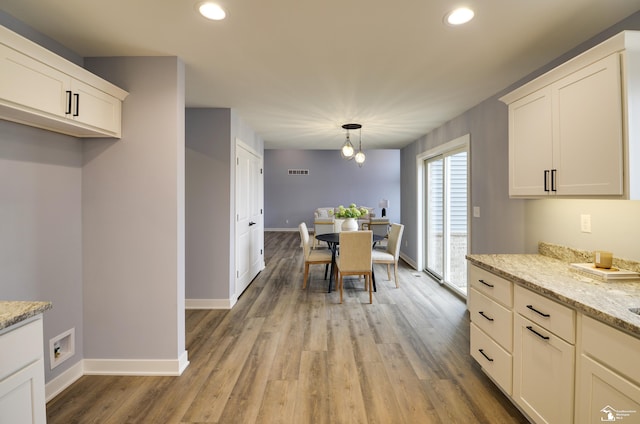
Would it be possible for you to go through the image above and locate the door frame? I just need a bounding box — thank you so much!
[415,134,470,275]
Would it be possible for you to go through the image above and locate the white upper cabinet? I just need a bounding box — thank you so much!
[501,31,640,199]
[0,25,127,138]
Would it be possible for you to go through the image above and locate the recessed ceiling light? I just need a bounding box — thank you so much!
[198,2,226,20]
[445,7,474,26]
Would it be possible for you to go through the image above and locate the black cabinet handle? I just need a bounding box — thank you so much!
[526,304,550,318]
[66,90,72,115]
[479,311,494,322]
[478,279,494,288]
[73,93,79,116]
[551,169,557,192]
[526,325,550,340]
[544,170,550,192]
[478,349,494,362]
[249,221,256,226]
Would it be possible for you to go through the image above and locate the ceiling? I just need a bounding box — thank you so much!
[2,1,640,149]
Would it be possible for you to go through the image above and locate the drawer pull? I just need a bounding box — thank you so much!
[526,325,550,340]
[478,279,494,288]
[526,304,550,318]
[478,349,494,362]
[478,311,494,322]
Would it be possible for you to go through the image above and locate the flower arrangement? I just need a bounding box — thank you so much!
[334,203,368,219]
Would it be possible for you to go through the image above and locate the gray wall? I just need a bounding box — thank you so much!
[186,108,264,302]
[400,10,640,265]
[82,56,186,360]
[264,149,401,229]
[0,121,84,382]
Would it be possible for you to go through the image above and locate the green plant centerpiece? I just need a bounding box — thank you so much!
[334,204,368,219]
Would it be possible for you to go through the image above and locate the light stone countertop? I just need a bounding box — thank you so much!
[0,301,52,331]
[466,253,640,338]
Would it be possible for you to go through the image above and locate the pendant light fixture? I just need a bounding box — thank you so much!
[341,123,365,166]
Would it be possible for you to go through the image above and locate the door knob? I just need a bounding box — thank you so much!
[249,221,256,226]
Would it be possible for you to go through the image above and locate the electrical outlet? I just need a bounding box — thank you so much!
[581,214,592,233]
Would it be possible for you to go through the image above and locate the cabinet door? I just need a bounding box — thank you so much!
[0,359,46,424]
[508,87,553,196]
[0,44,70,118]
[513,314,575,424]
[576,355,640,424]
[552,53,623,195]
[70,78,122,136]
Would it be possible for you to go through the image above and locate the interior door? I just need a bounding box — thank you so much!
[236,142,264,298]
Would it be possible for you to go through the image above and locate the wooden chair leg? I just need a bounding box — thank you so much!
[386,263,391,280]
[368,274,372,304]
[303,263,309,289]
[339,274,344,304]
[393,262,399,288]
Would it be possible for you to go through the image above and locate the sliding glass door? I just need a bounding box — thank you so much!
[425,147,468,295]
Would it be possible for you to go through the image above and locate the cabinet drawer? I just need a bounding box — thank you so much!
[468,288,513,351]
[514,285,575,343]
[468,265,513,308]
[581,315,640,385]
[0,318,43,381]
[470,323,512,395]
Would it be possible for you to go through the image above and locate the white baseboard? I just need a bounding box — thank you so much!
[186,298,234,309]
[400,252,418,270]
[45,360,84,402]
[45,352,190,402]
[84,351,189,376]
[265,227,298,232]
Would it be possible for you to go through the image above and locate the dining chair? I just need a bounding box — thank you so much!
[362,218,390,247]
[313,219,334,248]
[335,230,373,303]
[371,223,404,288]
[298,222,332,289]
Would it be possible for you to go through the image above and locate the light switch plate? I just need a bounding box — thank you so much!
[580,214,592,233]
[473,206,480,218]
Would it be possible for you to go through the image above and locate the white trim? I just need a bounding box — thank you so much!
[399,252,418,270]
[265,227,299,232]
[45,360,84,402]
[83,352,189,376]
[45,352,190,401]
[186,298,234,309]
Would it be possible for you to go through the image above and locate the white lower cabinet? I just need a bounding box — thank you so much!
[576,315,640,424]
[513,313,575,423]
[468,265,514,395]
[467,263,640,423]
[0,317,46,424]
[513,285,576,424]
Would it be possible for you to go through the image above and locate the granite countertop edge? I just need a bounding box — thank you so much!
[0,301,53,331]
[466,253,640,338]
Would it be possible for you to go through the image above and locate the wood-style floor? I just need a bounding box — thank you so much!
[46,231,528,423]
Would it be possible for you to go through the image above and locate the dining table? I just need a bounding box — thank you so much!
[315,232,384,293]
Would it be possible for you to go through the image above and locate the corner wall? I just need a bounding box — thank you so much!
[82,56,187,370]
